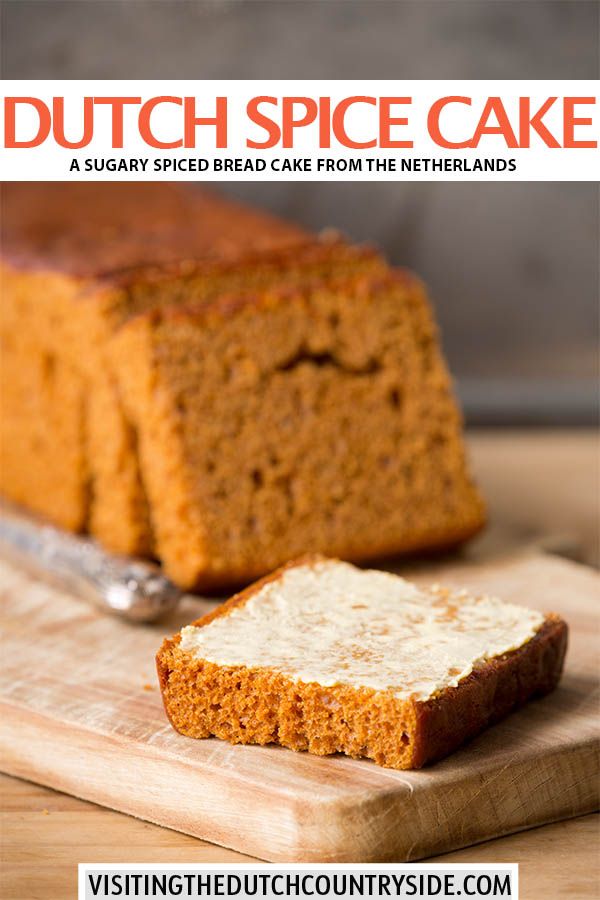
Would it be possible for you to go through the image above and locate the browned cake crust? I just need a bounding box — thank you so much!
[156,558,568,769]
[1,183,308,276]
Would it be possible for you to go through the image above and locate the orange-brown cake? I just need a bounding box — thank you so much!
[0,330,88,531]
[111,267,484,588]
[1,183,485,587]
[157,557,568,769]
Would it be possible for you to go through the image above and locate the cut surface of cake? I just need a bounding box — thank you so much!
[157,557,568,769]
[112,268,485,588]
[82,240,385,557]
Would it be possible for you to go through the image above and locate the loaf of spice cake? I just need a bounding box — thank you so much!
[1,183,485,588]
[157,557,568,769]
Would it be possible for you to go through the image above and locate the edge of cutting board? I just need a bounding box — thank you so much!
[1,696,598,863]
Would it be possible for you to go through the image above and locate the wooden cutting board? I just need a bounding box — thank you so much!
[0,551,598,862]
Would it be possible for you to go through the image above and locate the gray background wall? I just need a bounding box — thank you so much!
[2,0,598,423]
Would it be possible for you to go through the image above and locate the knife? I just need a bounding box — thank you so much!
[0,501,181,623]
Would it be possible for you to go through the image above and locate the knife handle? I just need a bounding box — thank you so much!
[0,501,181,623]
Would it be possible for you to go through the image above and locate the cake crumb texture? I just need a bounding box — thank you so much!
[112,270,485,588]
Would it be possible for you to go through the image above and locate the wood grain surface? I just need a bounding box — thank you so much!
[1,547,598,863]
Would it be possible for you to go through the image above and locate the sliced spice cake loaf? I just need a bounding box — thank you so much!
[1,183,484,586]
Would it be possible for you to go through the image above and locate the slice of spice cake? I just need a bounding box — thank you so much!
[157,558,568,770]
[0,332,88,531]
[112,268,485,589]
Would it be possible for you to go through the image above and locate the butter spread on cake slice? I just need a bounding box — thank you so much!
[157,557,568,769]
